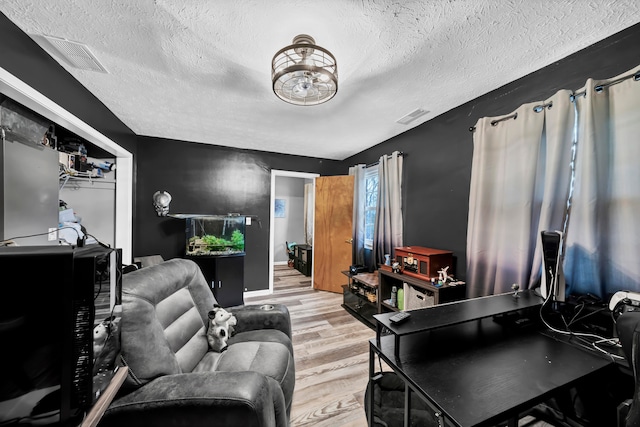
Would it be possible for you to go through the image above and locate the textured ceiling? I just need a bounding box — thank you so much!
[2,1,640,160]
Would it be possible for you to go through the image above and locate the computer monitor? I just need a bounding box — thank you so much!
[540,230,566,302]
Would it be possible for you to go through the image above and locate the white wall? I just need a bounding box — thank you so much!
[59,160,116,247]
[273,176,306,263]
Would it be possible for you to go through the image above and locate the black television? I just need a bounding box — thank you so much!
[0,245,122,426]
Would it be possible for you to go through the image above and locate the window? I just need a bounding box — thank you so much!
[364,167,378,249]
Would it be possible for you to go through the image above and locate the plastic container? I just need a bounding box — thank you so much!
[397,287,404,310]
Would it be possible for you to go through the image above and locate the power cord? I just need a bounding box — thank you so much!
[539,268,623,361]
[2,226,85,246]
[1,229,112,249]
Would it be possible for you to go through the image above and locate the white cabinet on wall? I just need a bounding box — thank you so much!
[1,97,59,245]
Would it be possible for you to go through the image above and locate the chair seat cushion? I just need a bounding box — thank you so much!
[228,329,293,355]
[194,341,295,409]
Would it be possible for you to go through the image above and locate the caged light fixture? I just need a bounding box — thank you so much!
[271,34,338,106]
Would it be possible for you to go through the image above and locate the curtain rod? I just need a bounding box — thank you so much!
[469,70,640,132]
[366,151,404,168]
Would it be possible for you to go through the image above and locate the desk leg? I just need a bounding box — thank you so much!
[395,334,400,359]
[368,343,375,427]
[404,382,412,427]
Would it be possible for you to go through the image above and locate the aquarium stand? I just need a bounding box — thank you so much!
[187,253,245,307]
[169,214,247,307]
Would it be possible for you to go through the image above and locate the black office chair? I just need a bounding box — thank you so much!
[285,241,296,267]
[616,310,640,427]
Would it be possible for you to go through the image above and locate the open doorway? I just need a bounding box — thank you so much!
[266,170,319,296]
[0,67,133,262]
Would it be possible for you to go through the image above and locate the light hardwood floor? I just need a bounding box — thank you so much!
[246,265,375,427]
[247,265,554,427]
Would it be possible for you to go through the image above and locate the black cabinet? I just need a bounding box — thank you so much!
[187,254,245,307]
[294,244,312,276]
[341,271,378,329]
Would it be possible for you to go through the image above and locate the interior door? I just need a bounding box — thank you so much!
[314,175,354,293]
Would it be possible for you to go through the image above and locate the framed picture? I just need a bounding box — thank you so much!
[274,199,286,218]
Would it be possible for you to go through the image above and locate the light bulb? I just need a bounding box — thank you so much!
[292,75,317,98]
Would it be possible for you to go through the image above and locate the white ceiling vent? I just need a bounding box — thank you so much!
[32,34,108,73]
[396,108,429,125]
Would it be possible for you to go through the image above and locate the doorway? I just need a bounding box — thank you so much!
[266,170,319,296]
[0,67,133,262]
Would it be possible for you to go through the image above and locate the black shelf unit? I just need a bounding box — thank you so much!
[378,269,466,313]
[341,268,467,329]
[341,271,378,329]
[187,253,245,307]
[293,244,312,276]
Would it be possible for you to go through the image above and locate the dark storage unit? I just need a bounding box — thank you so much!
[341,270,379,329]
[188,254,245,307]
[293,244,312,276]
[341,268,466,328]
[378,269,466,313]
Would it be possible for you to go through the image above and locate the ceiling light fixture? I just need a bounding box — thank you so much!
[272,34,338,106]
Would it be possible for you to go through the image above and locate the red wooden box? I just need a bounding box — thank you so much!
[393,246,453,281]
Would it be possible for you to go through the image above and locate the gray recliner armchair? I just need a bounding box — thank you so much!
[101,258,295,427]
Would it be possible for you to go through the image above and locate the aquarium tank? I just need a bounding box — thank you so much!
[172,214,246,256]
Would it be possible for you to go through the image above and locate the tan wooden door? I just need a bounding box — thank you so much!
[314,175,354,293]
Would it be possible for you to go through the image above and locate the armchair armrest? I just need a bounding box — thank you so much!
[232,304,292,339]
[102,371,287,427]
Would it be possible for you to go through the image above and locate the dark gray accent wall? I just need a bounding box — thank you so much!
[341,23,640,282]
[135,136,339,291]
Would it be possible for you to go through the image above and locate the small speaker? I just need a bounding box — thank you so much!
[540,230,566,302]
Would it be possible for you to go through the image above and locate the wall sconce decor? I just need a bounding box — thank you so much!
[152,190,172,216]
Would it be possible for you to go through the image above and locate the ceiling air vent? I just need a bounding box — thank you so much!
[396,108,429,125]
[32,34,108,73]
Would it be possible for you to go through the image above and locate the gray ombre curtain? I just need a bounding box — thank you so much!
[349,164,367,267]
[467,64,640,299]
[467,91,574,297]
[563,66,640,298]
[373,151,403,266]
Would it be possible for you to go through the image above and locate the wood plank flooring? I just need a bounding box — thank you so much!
[246,265,375,427]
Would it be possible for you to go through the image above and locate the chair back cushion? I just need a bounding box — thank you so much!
[120,258,216,387]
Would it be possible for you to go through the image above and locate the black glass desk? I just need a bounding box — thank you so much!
[368,291,620,427]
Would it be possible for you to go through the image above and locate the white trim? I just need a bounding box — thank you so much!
[269,169,319,295]
[0,66,133,263]
[244,289,272,299]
